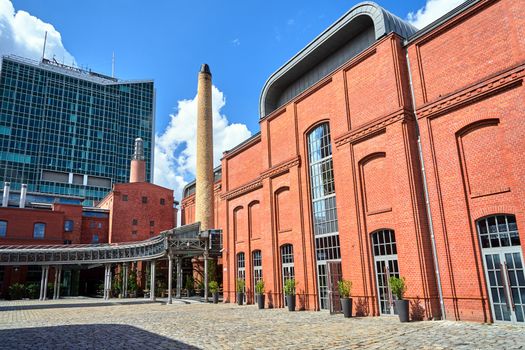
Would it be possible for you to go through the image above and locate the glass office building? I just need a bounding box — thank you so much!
[0,56,154,205]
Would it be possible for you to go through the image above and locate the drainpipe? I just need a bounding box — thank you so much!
[19,184,27,209]
[2,182,10,207]
[405,48,446,320]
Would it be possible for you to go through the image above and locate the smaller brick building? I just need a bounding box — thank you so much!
[0,140,178,298]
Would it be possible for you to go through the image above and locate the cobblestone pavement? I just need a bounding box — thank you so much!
[0,298,523,350]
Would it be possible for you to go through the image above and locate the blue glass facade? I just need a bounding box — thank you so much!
[0,56,154,204]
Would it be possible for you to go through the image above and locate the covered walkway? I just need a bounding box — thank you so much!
[0,223,221,302]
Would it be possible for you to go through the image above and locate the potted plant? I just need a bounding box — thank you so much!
[389,276,409,322]
[236,278,245,306]
[255,279,265,309]
[284,279,296,311]
[209,281,220,304]
[338,279,353,318]
[185,275,195,297]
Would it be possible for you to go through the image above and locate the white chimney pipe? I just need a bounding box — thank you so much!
[19,184,27,209]
[2,182,10,207]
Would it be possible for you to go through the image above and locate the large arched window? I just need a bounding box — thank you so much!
[307,123,341,310]
[477,214,524,323]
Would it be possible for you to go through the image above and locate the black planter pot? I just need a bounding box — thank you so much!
[395,299,410,322]
[286,294,296,311]
[257,294,265,309]
[237,292,244,306]
[341,297,352,318]
[212,292,219,304]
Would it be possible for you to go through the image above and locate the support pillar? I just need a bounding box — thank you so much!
[204,240,209,303]
[150,260,156,301]
[104,263,112,301]
[167,255,173,304]
[122,263,128,298]
[53,266,62,300]
[56,266,62,299]
[176,257,182,299]
[39,265,49,301]
[43,265,49,300]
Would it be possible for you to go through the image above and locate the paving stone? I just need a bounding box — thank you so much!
[0,298,523,349]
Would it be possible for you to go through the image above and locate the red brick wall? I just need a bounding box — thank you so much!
[407,0,525,322]
[0,207,68,244]
[107,183,175,243]
[181,0,523,322]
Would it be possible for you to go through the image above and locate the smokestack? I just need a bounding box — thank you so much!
[195,64,214,231]
[129,138,146,183]
[19,184,27,208]
[2,182,10,207]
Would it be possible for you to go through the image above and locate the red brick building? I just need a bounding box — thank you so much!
[181,0,525,323]
[0,140,177,297]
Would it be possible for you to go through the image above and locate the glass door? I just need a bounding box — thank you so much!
[372,229,399,315]
[478,215,524,323]
[327,261,342,314]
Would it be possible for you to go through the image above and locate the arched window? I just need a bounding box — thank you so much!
[477,214,520,249]
[371,229,399,315]
[280,244,295,306]
[252,250,262,299]
[307,123,341,310]
[237,252,246,302]
[477,215,524,323]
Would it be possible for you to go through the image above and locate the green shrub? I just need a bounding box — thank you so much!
[209,281,219,293]
[284,279,296,296]
[255,279,265,295]
[236,278,245,293]
[389,276,407,300]
[128,266,138,292]
[185,275,195,291]
[26,283,40,299]
[8,283,26,300]
[338,279,352,298]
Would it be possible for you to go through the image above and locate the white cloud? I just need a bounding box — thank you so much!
[231,38,240,46]
[154,85,252,200]
[407,0,467,29]
[0,0,75,64]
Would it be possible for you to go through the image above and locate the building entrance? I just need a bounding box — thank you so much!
[372,229,399,315]
[327,261,342,313]
[478,215,524,323]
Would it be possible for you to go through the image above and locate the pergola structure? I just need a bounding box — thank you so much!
[0,222,222,302]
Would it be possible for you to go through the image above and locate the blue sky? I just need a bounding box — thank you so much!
[1,0,466,198]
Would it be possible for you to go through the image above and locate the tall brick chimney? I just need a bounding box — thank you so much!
[129,138,146,183]
[195,64,214,231]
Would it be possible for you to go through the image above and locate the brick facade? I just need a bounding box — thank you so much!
[182,0,525,322]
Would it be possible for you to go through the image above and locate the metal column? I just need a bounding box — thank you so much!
[150,260,156,301]
[176,257,182,299]
[122,263,128,298]
[104,263,112,301]
[204,239,209,303]
[167,255,173,304]
[39,265,49,301]
[56,266,62,299]
[53,266,62,300]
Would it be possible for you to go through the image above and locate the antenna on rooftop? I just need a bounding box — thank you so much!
[112,51,115,78]
[41,31,48,61]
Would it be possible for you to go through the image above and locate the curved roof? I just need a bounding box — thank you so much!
[259,2,418,118]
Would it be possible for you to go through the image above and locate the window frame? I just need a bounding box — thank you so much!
[0,220,7,237]
[33,222,46,239]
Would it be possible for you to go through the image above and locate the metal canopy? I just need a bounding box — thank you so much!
[0,222,222,266]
